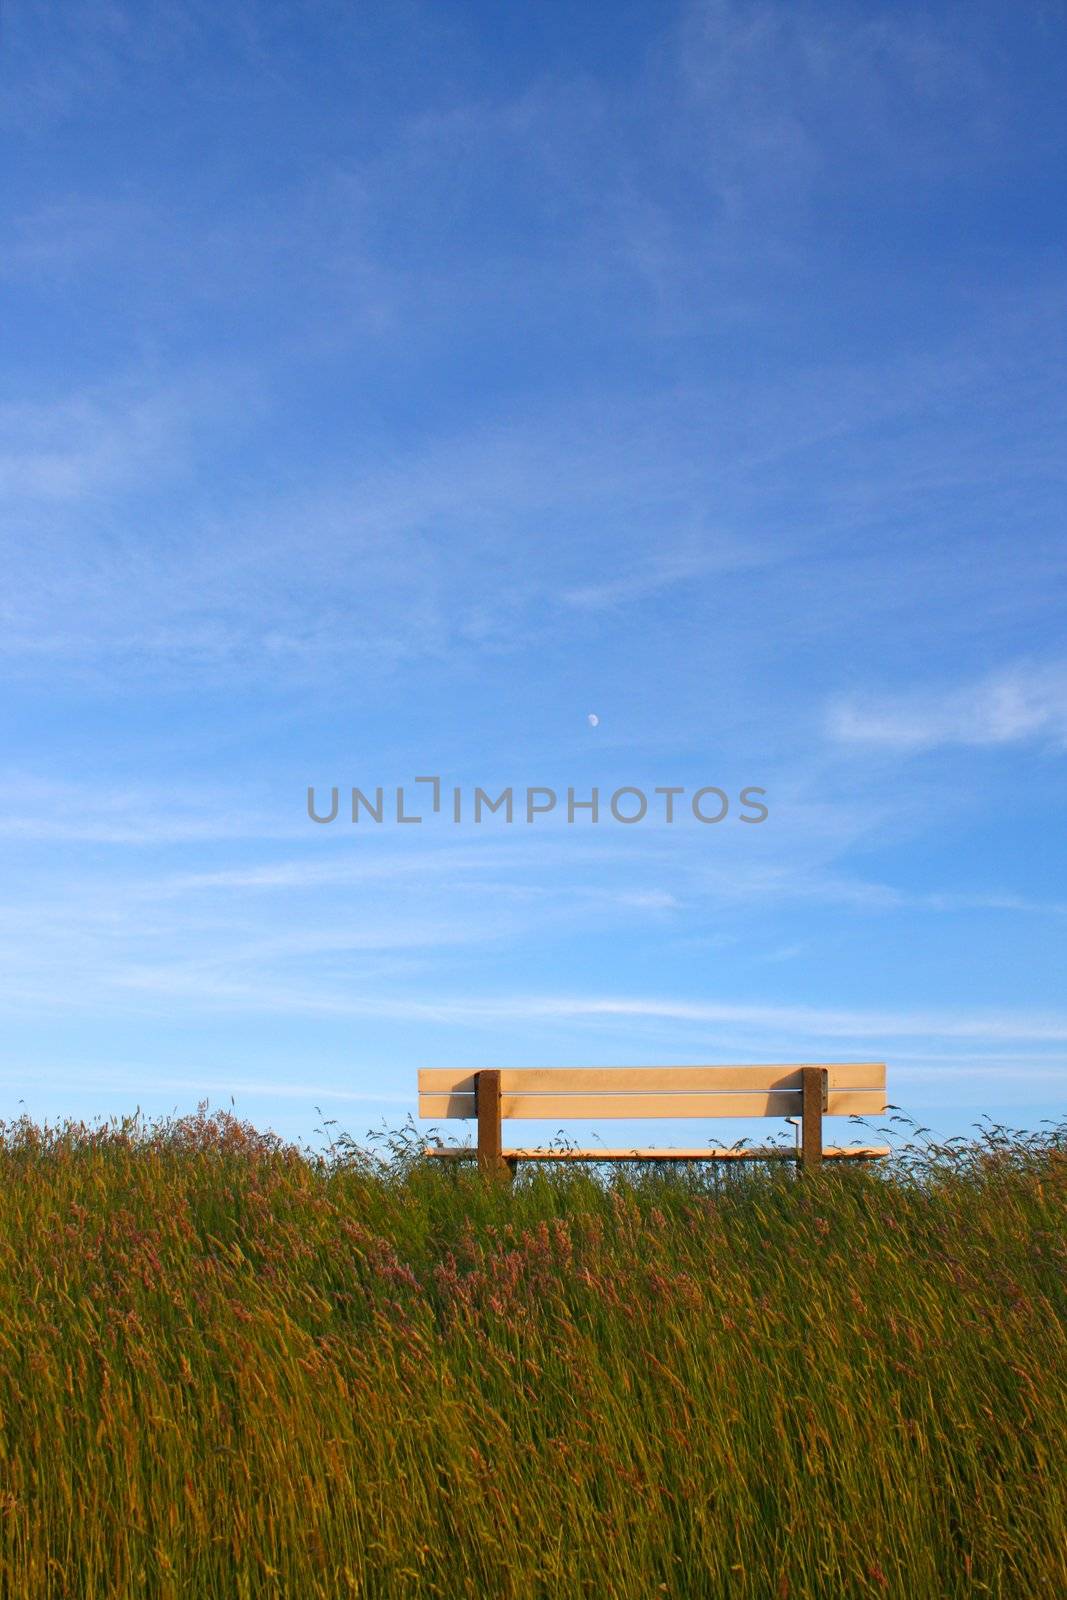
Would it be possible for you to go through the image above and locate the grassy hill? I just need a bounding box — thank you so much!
[0,1105,1063,1598]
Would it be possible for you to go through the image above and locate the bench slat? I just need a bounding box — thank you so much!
[418,1064,885,1094]
[419,1089,886,1120]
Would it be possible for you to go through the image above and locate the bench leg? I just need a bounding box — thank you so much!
[801,1067,827,1175]
[475,1070,511,1178]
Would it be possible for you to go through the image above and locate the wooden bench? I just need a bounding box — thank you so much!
[419,1064,890,1175]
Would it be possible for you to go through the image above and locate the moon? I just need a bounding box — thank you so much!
[587,713,599,727]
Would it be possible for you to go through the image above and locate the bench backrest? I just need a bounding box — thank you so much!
[418,1064,887,1122]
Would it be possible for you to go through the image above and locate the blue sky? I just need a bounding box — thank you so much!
[2,0,1065,1154]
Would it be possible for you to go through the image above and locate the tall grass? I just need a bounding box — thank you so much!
[0,1103,1063,1599]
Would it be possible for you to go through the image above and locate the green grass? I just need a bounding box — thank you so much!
[0,1105,1063,1599]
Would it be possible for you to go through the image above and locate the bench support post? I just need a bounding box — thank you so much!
[475,1070,510,1178]
[801,1067,827,1174]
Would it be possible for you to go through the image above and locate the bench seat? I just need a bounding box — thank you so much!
[425,1145,890,1162]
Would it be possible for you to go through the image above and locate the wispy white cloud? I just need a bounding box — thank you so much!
[518,995,1067,1044]
[2,3,1057,695]
[0,1065,410,1107]
[0,384,192,503]
[678,0,995,214]
[1,0,306,129]
[0,776,301,844]
[0,197,157,279]
[559,545,765,611]
[0,206,1062,696]
[18,977,1067,1055]
[828,663,1067,751]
